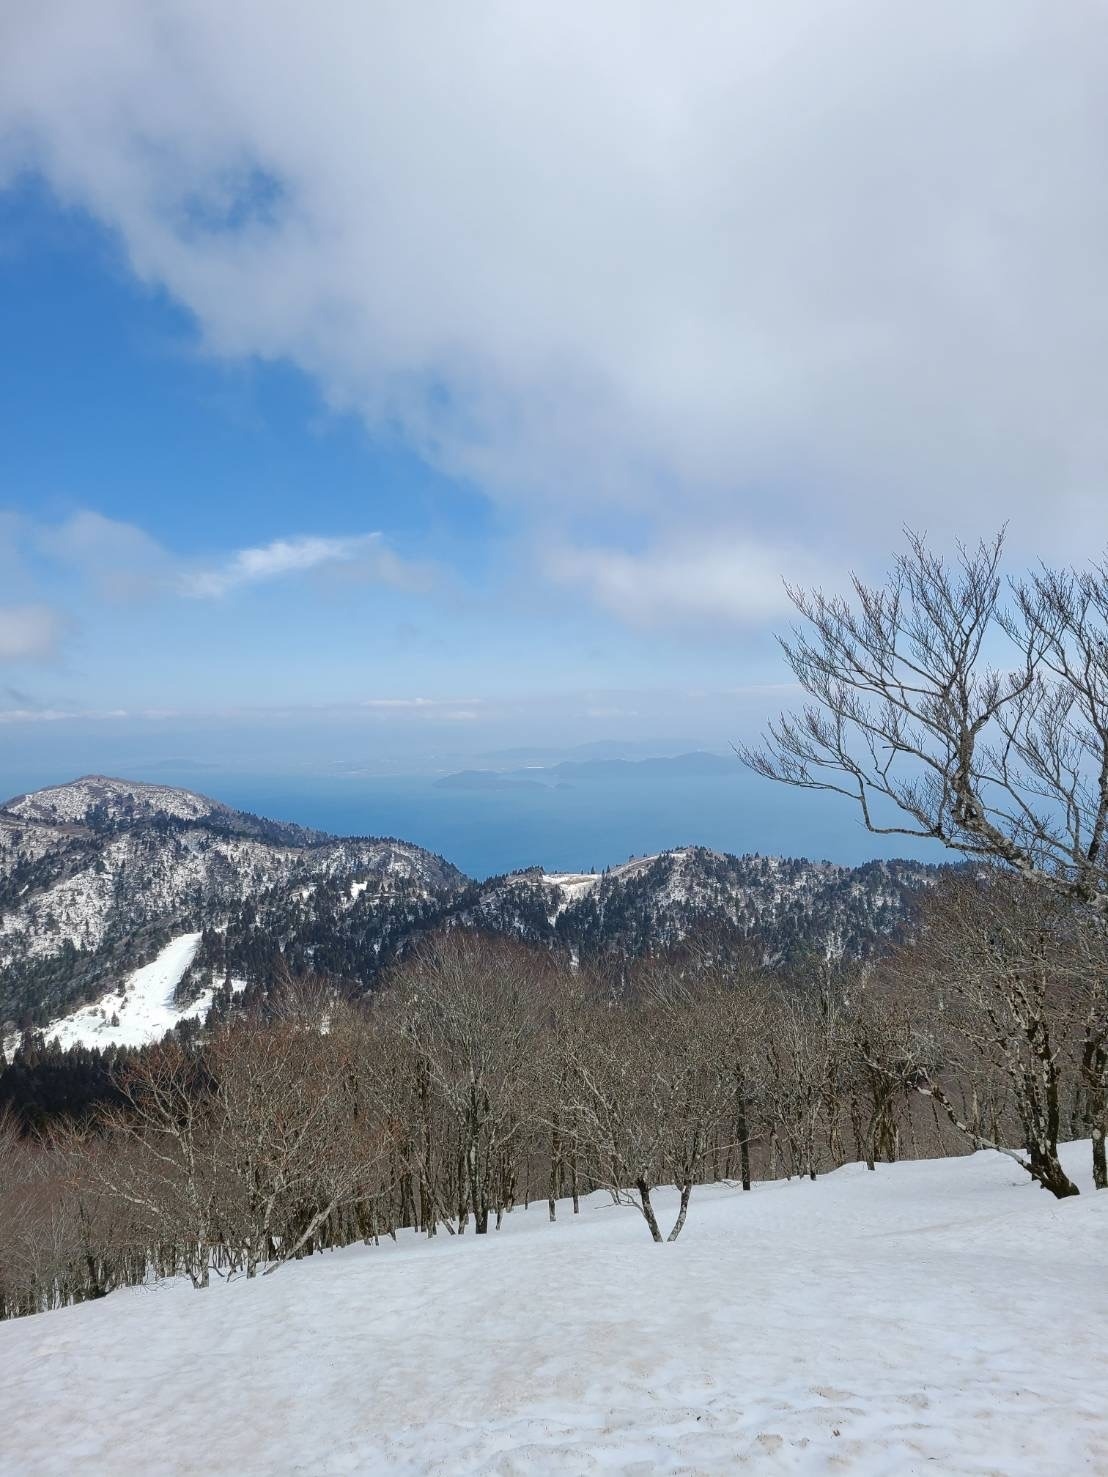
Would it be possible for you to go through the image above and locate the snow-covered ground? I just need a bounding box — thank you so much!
[3,775,222,827]
[540,852,697,913]
[35,933,208,1051]
[3,1143,1107,1475]
[541,870,602,912]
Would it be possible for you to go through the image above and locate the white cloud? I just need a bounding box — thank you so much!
[361,698,438,710]
[360,697,482,715]
[0,605,67,662]
[547,540,828,627]
[181,532,428,598]
[0,705,129,723]
[35,510,172,600]
[3,0,1107,582]
[12,513,427,605]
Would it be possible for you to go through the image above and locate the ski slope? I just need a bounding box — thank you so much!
[2,1142,1107,1474]
[39,933,208,1050]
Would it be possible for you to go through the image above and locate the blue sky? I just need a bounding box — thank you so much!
[0,181,787,778]
[2,3,1107,800]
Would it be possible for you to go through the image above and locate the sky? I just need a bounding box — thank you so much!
[1,2,1107,803]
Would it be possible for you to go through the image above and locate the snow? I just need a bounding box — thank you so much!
[539,853,699,912]
[541,871,602,912]
[4,775,221,827]
[35,933,208,1051]
[0,822,454,972]
[12,932,252,1053]
[3,1143,1107,1474]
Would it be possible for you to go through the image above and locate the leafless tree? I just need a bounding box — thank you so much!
[886,872,1083,1198]
[559,965,733,1241]
[841,969,916,1170]
[760,984,843,1182]
[385,934,544,1234]
[92,1040,224,1288]
[1067,917,1108,1187]
[208,1014,389,1276]
[658,931,771,1192]
[740,531,1108,913]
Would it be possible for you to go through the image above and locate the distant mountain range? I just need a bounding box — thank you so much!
[1,775,941,1048]
[434,751,739,789]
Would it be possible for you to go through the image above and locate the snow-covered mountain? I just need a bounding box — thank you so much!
[3,775,232,829]
[0,776,464,1033]
[1,776,938,1047]
[455,848,934,961]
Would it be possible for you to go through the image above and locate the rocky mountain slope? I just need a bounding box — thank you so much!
[1,776,939,1043]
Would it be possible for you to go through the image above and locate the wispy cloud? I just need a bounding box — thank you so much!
[0,705,129,723]
[8,512,431,611]
[34,511,170,600]
[360,697,483,723]
[182,532,428,598]
[360,696,480,710]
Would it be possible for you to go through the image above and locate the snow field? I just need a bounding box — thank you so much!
[2,1142,1106,1474]
[36,933,207,1051]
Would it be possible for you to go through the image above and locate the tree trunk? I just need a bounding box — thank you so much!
[919,1078,1080,1199]
[736,1088,751,1192]
[1093,1125,1107,1191]
[667,1181,693,1242]
[548,1115,560,1222]
[1081,1032,1108,1190]
[635,1178,664,1243]
[1028,1142,1080,1199]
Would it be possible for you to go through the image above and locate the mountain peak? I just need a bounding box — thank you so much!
[3,775,227,828]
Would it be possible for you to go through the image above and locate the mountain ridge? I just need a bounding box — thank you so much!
[1,776,940,1044]
[0,776,466,1031]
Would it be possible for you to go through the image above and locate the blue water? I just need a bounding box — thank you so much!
[128,768,945,879]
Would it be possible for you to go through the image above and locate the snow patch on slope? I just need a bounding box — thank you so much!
[39,933,210,1050]
[540,871,601,914]
[539,852,692,907]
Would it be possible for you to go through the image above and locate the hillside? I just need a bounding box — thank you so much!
[1,776,939,1046]
[462,849,931,959]
[1,1142,1104,1475]
[0,777,464,1030]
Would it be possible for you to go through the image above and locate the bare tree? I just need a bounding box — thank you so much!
[887,872,1082,1198]
[740,532,1108,913]
[538,965,593,1222]
[662,930,770,1192]
[1068,917,1108,1187]
[761,985,842,1182]
[210,1012,388,1276]
[92,1041,224,1289]
[842,970,917,1170]
[387,934,544,1235]
[560,966,733,1242]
